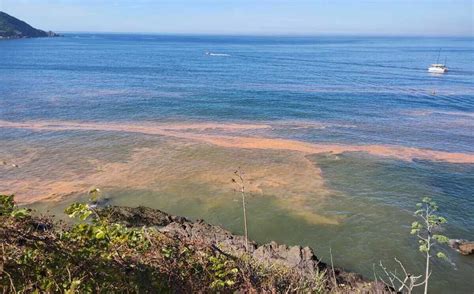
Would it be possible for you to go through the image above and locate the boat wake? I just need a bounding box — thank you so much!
[206,52,231,57]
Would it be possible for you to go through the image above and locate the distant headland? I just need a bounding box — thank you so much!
[0,11,59,39]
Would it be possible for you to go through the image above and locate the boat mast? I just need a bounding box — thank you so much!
[436,48,441,64]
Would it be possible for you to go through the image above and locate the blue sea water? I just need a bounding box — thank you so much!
[1,35,473,150]
[1,34,473,293]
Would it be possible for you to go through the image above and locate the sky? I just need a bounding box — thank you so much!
[0,0,472,36]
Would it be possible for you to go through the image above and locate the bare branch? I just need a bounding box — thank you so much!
[394,258,408,277]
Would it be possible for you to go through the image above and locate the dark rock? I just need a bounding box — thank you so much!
[31,220,53,231]
[159,217,258,255]
[253,241,320,274]
[449,239,474,255]
[98,205,187,227]
[98,205,387,292]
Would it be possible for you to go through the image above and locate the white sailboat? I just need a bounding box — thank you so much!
[428,50,448,73]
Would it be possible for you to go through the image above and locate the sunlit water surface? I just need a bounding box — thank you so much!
[1,35,473,293]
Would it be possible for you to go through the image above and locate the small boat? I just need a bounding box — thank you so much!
[428,63,448,73]
[428,49,448,73]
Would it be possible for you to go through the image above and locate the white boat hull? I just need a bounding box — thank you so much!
[428,67,447,73]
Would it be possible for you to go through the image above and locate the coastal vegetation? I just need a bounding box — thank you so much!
[377,198,450,294]
[0,194,382,293]
[0,189,458,293]
[0,11,58,39]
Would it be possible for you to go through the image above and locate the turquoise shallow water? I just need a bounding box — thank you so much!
[1,35,473,293]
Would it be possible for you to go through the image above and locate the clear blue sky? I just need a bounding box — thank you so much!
[1,0,472,36]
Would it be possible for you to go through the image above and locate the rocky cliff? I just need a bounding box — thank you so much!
[99,205,388,293]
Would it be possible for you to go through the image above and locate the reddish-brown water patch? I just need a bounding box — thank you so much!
[1,120,472,163]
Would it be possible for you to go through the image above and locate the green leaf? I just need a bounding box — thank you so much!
[88,188,101,202]
[436,252,447,260]
[95,229,106,239]
[0,194,15,215]
[411,221,422,229]
[437,216,447,224]
[80,210,92,221]
[65,203,93,221]
[65,279,81,294]
[433,234,449,244]
[419,244,428,253]
[10,208,29,218]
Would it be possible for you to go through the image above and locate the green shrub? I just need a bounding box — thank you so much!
[0,195,329,293]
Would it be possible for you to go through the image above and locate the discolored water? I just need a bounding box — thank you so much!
[1,35,473,293]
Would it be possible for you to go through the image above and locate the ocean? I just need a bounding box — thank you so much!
[0,34,473,293]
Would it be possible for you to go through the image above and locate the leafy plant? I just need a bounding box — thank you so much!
[208,255,239,289]
[379,197,449,293]
[0,194,332,293]
[63,200,151,259]
[0,194,29,218]
[411,197,449,294]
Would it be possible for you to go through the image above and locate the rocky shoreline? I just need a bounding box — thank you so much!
[0,31,60,40]
[99,205,388,293]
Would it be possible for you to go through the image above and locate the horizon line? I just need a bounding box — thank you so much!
[54,31,474,38]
